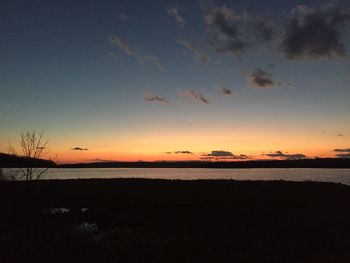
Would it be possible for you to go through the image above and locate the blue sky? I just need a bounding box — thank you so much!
[1,0,350,162]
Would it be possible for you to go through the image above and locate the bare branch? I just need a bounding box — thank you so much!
[7,130,55,181]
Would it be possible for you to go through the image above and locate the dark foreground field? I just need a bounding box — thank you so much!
[1,179,350,262]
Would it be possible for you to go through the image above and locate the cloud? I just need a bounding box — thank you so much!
[336,154,350,158]
[214,40,248,55]
[216,83,232,95]
[174,151,193,154]
[180,90,210,104]
[118,13,128,21]
[255,20,273,41]
[109,36,165,70]
[249,68,275,88]
[71,147,88,151]
[204,6,248,56]
[93,158,115,162]
[282,8,349,59]
[264,151,306,160]
[167,7,185,27]
[177,40,208,64]
[205,150,235,157]
[144,94,170,104]
[334,148,350,152]
[205,6,240,38]
[138,54,165,71]
[221,87,232,95]
[109,36,136,56]
[334,149,350,158]
[337,134,344,137]
[291,4,315,17]
[201,150,249,160]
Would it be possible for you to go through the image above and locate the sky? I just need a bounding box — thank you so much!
[1,0,350,163]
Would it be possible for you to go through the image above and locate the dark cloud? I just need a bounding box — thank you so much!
[144,94,170,104]
[177,40,208,64]
[71,147,88,151]
[167,7,185,27]
[282,8,349,59]
[249,68,274,88]
[201,150,249,160]
[205,150,233,157]
[180,90,210,104]
[222,88,232,95]
[334,149,350,158]
[336,154,350,158]
[174,151,193,154]
[109,36,165,70]
[255,20,273,41]
[337,134,344,137]
[214,40,248,55]
[205,6,239,38]
[204,6,248,56]
[264,151,306,160]
[216,83,232,95]
[334,148,350,152]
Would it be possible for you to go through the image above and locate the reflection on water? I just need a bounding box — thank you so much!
[25,168,350,185]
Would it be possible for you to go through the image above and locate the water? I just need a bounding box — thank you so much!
[29,168,350,185]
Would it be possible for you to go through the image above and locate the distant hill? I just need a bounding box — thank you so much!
[0,153,56,168]
[59,158,350,169]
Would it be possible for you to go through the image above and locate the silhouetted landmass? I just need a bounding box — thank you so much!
[2,152,349,169]
[1,179,350,262]
[59,158,350,168]
[0,153,56,168]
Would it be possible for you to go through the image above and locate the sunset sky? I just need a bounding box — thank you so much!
[1,0,350,163]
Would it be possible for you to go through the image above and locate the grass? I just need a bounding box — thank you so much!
[1,178,350,262]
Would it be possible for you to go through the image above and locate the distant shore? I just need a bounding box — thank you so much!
[2,178,350,262]
[58,158,350,169]
[2,152,350,169]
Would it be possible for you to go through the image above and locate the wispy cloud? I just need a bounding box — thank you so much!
[144,93,170,104]
[334,148,350,158]
[109,36,136,56]
[264,151,306,160]
[167,7,185,27]
[71,147,88,151]
[174,151,193,154]
[118,13,128,21]
[180,90,210,104]
[109,36,165,71]
[177,40,208,64]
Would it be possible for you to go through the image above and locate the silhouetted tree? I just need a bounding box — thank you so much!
[8,130,56,180]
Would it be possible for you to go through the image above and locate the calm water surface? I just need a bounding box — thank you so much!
[32,168,350,185]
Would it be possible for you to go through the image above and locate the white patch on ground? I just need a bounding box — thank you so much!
[81,208,88,213]
[78,222,98,234]
[49,208,70,214]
